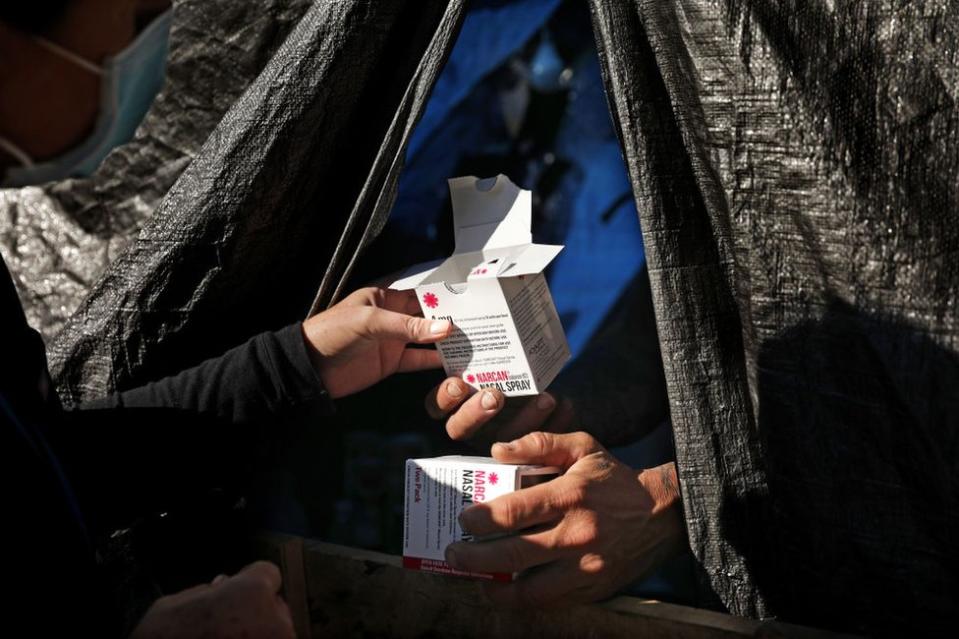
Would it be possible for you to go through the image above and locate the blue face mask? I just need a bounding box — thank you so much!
[0,9,172,187]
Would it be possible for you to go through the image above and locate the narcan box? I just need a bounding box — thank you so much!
[403,455,559,581]
[391,175,571,396]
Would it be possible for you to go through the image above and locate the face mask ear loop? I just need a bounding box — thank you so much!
[0,136,34,168]
[31,37,105,76]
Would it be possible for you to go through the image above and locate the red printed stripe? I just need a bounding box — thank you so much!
[402,556,512,582]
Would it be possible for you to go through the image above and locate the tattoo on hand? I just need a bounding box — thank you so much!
[595,456,613,471]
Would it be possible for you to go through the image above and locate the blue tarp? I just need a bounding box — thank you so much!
[389,0,645,357]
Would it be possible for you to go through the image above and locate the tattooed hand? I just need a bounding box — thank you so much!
[444,432,686,607]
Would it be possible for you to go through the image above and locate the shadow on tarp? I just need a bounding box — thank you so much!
[722,299,959,635]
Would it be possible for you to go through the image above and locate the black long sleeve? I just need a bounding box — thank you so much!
[84,323,331,423]
[4,241,336,637]
[50,324,333,537]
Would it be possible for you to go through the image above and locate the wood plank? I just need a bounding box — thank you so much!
[255,534,312,639]
[257,535,854,638]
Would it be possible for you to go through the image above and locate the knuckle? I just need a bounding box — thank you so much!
[355,309,377,338]
[405,314,422,338]
[360,286,381,304]
[579,553,606,575]
[565,511,600,548]
[581,511,601,540]
[538,529,562,553]
[497,498,518,530]
[526,431,551,455]
[586,451,616,475]
[563,480,588,508]
[572,431,600,453]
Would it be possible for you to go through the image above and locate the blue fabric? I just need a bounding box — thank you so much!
[3,10,172,186]
[390,0,645,358]
[406,0,562,159]
[545,50,645,354]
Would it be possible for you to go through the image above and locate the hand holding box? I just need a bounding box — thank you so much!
[403,455,559,581]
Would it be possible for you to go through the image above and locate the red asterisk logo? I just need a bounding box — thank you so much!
[466,373,476,384]
[489,472,499,485]
[423,292,438,308]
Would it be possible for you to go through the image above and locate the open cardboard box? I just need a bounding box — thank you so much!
[391,175,570,397]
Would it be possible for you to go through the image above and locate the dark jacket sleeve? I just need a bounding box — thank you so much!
[52,324,333,536]
[83,323,331,423]
[4,255,333,635]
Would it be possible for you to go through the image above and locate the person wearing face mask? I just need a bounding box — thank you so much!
[0,0,171,185]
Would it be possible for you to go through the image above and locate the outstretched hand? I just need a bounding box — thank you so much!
[302,287,451,399]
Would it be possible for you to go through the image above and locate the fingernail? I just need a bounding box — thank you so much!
[481,391,499,410]
[535,393,555,411]
[211,574,228,586]
[430,320,450,335]
[446,381,464,398]
[445,545,462,570]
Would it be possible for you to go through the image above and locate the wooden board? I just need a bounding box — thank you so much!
[256,534,854,639]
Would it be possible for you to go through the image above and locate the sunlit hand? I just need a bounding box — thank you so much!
[302,287,451,399]
[444,432,685,607]
[425,377,577,447]
[130,561,295,639]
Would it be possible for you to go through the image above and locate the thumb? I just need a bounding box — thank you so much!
[366,308,452,343]
[490,431,601,470]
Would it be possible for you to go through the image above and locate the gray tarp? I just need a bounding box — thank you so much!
[0,0,956,634]
[45,0,465,404]
[590,2,958,633]
[0,0,314,342]
[594,0,959,633]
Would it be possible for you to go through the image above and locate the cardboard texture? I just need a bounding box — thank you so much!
[392,175,570,396]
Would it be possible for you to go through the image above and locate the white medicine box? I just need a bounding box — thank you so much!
[402,455,559,581]
[391,175,570,396]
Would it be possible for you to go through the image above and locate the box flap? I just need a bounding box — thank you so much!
[493,243,563,278]
[390,257,445,290]
[449,175,531,253]
[390,243,563,289]
[390,175,560,290]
